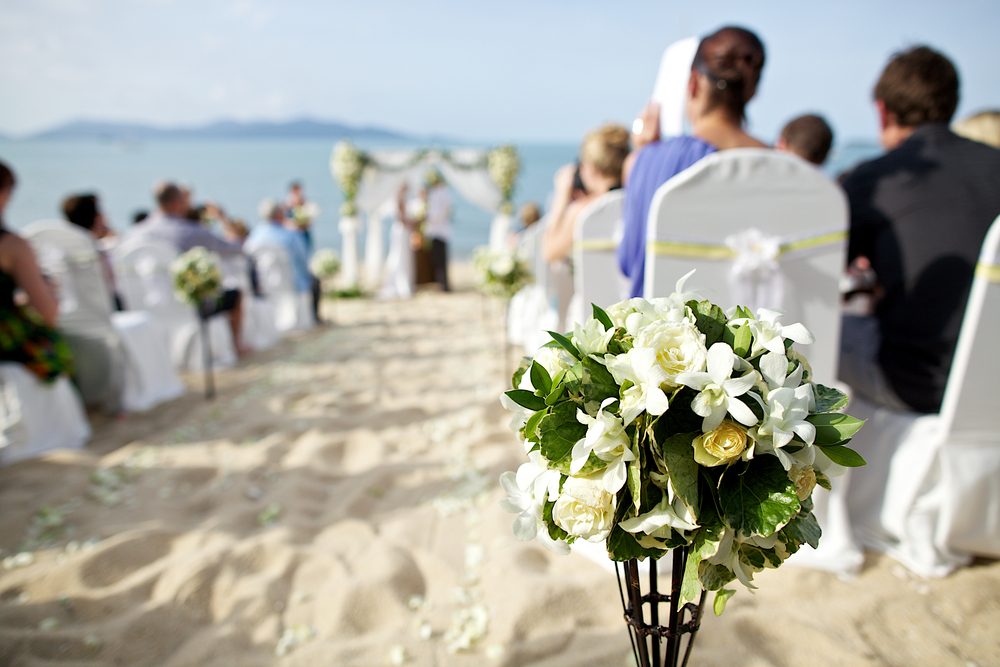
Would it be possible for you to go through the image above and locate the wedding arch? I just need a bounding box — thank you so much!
[330,141,520,288]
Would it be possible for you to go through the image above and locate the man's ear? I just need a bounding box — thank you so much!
[876,99,892,131]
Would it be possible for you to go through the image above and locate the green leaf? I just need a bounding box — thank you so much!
[606,525,657,561]
[504,389,546,412]
[580,356,620,407]
[545,381,565,406]
[524,409,546,443]
[543,498,573,544]
[546,331,582,360]
[681,514,723,604]
[813,384,850,413]
[537,402,587,468]
[817,444,867,467]
[689,301,727,347]
[627,446,643,512]
[698,562,736,592]
[735,305,754,320]
[808,412,865,445]
[659,432,701,515]
[781,510,822,549]
[815,470,832,491]
[718,457,800,538]
[713,589,736,616]
[511,358,531,391]
[592,304,614,330]
[731,324,753,358]
[530,361,552,396]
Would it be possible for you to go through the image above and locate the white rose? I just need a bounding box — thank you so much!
[551,474,617,542]
[632,319,707,388]
[788,464,817,501]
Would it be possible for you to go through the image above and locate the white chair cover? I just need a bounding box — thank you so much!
[566,191,626,328]
[220,255,280,352]
[111,237,237,371]
[652,37,699,138]
[0,362,91,465]
[507,217,559,354]
[248,243,315,333]
[23,221,185,412]
[800,215,1000,578]
[644,149,848,385]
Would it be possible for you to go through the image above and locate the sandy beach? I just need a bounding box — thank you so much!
[2,265,999,667]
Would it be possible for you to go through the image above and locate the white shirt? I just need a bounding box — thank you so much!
[424,185,452,241]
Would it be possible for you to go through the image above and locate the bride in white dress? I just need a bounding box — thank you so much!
[379,184,416,299]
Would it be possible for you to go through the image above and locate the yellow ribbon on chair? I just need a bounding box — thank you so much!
[574,238,618,253]
[975,261,1000,283]
[650,230,846,260]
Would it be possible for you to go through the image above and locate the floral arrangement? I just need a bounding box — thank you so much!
[170,246,223,307]
[499,273,864,615]
[309,248,340,281]
[488,145,520,215]
[471,246,532,300]
[291,201,321,229]
[331,140,368,217]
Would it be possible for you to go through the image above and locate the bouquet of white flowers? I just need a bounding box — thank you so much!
[331,141,368,216]
[291,201,321,229]
[488,145,520,215]
[309,248,340,281]
[471,246,532,300]
[499,272,864,665]
[170,246,223,307]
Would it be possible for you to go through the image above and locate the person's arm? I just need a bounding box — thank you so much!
[542,164,583,263]
[7,235,60,326]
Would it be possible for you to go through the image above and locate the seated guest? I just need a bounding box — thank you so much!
[952,110,1000,149]
[1,161,75,384]
[245,199,321,322]
[125,182,248,355]
[62,193,123,310]
[776,114,834,165]
[542,124,630,263]
[620,26,768,298]
[840,46,1000,414]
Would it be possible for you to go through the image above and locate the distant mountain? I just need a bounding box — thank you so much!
[24,118,415,142]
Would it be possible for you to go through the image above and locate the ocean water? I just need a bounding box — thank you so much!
[0,138,880,258]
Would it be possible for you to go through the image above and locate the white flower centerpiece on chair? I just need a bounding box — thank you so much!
[170,246,224,398]
[499,272,865,667]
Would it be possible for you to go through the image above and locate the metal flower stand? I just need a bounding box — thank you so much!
[616,548,707,667]
[196,306,215,401]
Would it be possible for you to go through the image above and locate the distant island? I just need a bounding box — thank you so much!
[15,118,421,142]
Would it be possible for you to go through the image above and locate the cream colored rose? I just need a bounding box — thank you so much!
[633,319,707,388]
[788,464,817,501]
[551,474,617,542]
[693,421,749,467]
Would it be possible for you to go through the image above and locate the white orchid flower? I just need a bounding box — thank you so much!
[499,392,534,436]
[498,454,569,553]
[573,318,615,358]
[572,398,635,493]
[750,384,816,469]
[734,308,815,357]
[675,342,760,432]
[707,527,759,589]
[603,348,671,425]
[620,482,699,536]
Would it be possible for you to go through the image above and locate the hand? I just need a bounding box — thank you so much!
[631,100,661,150]
[553,163,577,200]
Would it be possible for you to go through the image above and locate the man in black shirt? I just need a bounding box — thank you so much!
[840,46,1000,413]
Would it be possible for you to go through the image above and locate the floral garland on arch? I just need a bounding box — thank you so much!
[331,141,369,217]
[488,145,520,215]
[498,272,865,617]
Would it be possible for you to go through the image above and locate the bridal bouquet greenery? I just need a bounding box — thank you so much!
[331,140,368,216]
[488,145,520,215]
[309,248,341,281]
[170,246,222,307]
[472,246,532,300]
[499,273,864,614]
[291,201,321,229]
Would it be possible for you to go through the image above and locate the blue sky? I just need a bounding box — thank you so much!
[0,0,997,144]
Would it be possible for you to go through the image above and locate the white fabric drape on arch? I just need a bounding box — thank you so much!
[337,148,505,288]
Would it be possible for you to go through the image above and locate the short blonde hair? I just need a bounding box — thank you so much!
[953,110,1000,149]
[580,124,630,183]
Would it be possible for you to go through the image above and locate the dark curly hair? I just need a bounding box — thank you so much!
[692,26,766,122]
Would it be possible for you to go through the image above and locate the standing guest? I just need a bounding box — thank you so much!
[62,193,123,310]
[543,124,630,263]
[620,26,768,298]
[840,46,1000,414]
[776,114,834,166]
[424,170,453,292]
[125,182,249,355]
[245,199,320,321]
[0,161,75,383]
[284,181,313,252]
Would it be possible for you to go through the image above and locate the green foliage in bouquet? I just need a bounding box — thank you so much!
[499,273,864,615]
[170,246,222,306]
[472,246,532,300]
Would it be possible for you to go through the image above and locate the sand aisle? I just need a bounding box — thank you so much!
[1,271,999,667]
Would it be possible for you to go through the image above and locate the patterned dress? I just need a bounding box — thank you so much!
[0,227,75,382]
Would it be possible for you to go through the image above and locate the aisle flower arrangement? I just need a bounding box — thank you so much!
[488,145,520,215]
[309,248,341,281]
[471,246,532,300]
[170,246,222,307]
[499,273,864,664]
[331,140,368,216]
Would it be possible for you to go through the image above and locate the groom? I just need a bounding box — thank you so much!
[424,170,452,292]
